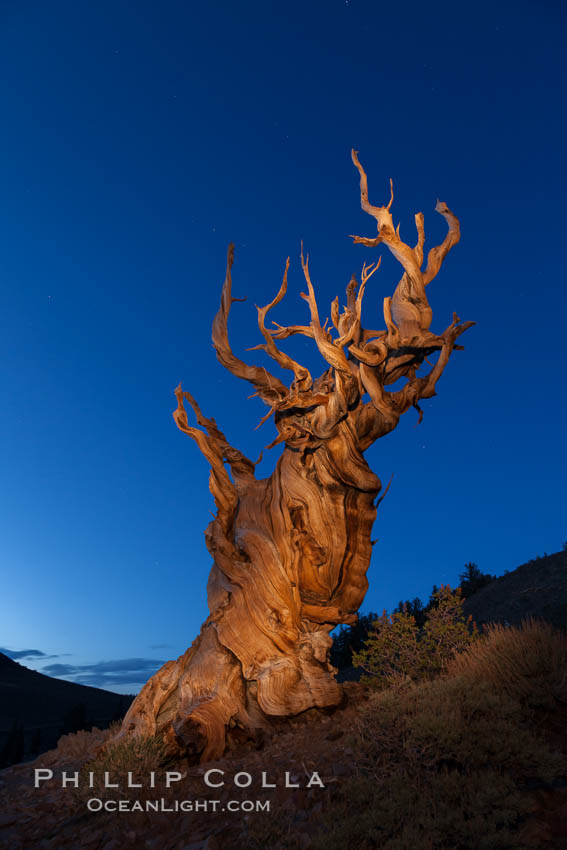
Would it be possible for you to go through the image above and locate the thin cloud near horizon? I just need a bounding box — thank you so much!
[40,657,165,688]
[0,647,67,661]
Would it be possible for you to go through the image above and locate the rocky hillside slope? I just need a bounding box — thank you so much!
[463,550,567,630]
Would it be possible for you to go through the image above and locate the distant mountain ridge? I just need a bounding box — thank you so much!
[0,654,133,765]
[463,549,567,631]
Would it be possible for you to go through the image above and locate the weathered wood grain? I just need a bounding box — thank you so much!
[116,152,473,762]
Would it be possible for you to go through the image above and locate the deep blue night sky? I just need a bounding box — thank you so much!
[1,0,565,692]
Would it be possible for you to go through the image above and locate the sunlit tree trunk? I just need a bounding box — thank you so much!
[117,151,473,761]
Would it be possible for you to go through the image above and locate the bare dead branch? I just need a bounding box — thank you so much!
[172,386,238,533]
[173,383,257,481]
[348,335,389,367]
[423,200,461,285]
[358,363,401,431]
[345,274,358,312]
[300,244,352,376]
[252,257,313,391]
[351,150,432,337]
[331,296,341,332]
[334,259,381,352]
[269,320,315,340]
[211,244,288,404]
[414,212,425,266]
[391,314,475,413]
[414,314,475,397]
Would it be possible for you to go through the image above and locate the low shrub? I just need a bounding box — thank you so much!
[37,725,113,766]
[447,617,567,708]
[306,675,566,850]
[353,586,477,689]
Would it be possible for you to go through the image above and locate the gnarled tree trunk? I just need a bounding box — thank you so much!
[117,151,474,762]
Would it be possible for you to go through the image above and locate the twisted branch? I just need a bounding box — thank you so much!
[211,244,288,405]
[248,257,313,392]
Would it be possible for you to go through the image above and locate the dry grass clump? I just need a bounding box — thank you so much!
[447,617,567,708]
[74,732,168,803]
[36,725,114,766]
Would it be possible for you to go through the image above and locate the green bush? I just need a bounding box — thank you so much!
[353,585,477,688]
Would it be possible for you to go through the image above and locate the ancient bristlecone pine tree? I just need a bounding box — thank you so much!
[118,151,474,761]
